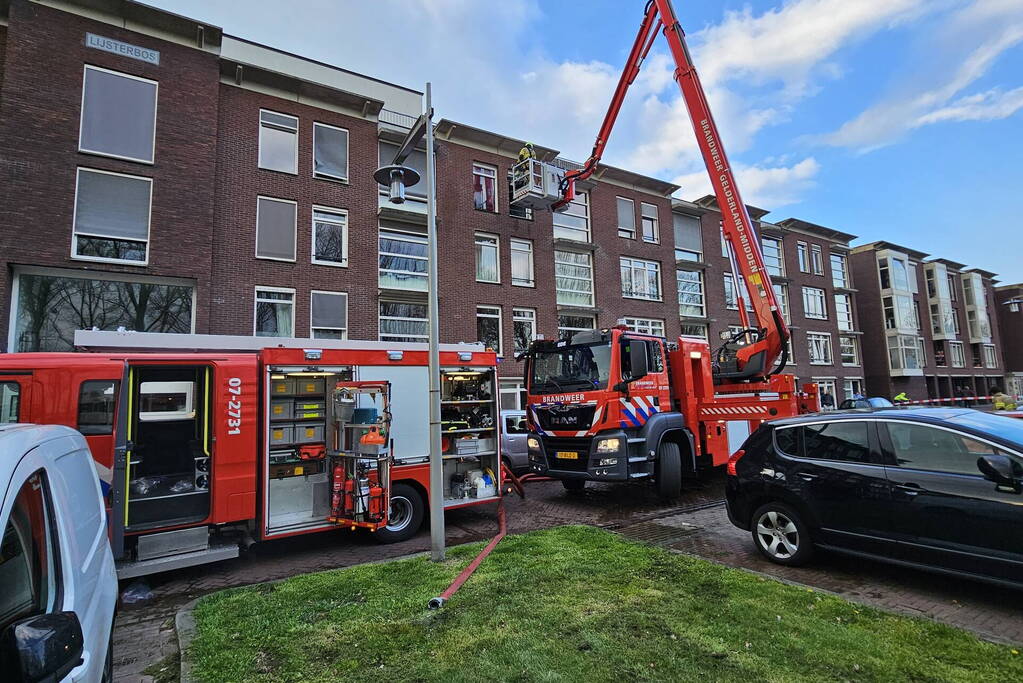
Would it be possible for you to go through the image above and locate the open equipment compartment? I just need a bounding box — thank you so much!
[441,365,500,507]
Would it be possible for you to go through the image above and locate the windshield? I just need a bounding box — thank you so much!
[530,342,612,394]
[947,411,1023,448]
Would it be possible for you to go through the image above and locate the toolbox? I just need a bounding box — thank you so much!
[269,424,294,446]
[293,400,326,419]
[294,377,326,395]
[270,399,293,420]
[270,377,295,396]
[294,422,325,444]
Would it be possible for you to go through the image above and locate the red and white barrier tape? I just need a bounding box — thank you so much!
[903,395,993,405]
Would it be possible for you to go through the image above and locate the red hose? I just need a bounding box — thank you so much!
[429,498,506,609]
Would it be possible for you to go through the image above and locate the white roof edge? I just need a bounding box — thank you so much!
[73,330,486,354]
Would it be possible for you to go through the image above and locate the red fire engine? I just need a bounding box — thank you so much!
[0,331,502,577]
[512,0,818,496]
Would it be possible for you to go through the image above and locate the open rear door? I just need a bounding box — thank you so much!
[110,361,131,560]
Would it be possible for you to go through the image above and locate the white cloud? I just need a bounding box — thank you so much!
[914,86,1023,125]
[674,158,821,209]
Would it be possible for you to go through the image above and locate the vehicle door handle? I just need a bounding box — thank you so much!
[797,472,819,482]
[895,483,921,496]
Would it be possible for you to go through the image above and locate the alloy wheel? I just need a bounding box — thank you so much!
[756,510,799,560]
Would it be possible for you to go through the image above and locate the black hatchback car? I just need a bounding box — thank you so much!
[725,408,1023,587]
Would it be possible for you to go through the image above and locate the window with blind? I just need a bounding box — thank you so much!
[255,196,297,261]
[72,168,152,264]
[673,213,703,262]
[617,197,636,239]
[310,291,347,339]
[79,65,157,163]
[641,202,659,243]
[258,110,298,174]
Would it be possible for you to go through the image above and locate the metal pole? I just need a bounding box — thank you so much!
[425,82,445,561]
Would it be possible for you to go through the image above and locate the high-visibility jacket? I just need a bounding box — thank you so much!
[518,146,536,163]
[893,392,909,403]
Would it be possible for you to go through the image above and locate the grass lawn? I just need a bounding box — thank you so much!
[190,525,1022,682]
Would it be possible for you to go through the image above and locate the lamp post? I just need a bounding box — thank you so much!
[373,82,445,561]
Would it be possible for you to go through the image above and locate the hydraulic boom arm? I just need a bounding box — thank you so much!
[555,0,789,382]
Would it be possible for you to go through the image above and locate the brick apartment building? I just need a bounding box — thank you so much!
[994,283,1023,398]
[850,243,1005,402]
[0,0,1009,412]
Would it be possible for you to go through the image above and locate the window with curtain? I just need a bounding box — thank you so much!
[475,233,499,282]
[555,250,593,307]
[73,168,152,263]
[313,122,349,180]
[473,164,498,212]
[79,65,157,163]
[510,238,534,286]
[311,291,347,339]
[379,301,428,342]
[254,288,294,337]
[256,197,297,261]
[621,257,661,301]
[259,110,298,174]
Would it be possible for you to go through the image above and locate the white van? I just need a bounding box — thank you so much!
[0,424,117,682]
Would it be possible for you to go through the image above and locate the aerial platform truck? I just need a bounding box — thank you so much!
[511,0,819,496]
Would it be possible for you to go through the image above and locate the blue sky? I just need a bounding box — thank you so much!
[148,0,1023,281]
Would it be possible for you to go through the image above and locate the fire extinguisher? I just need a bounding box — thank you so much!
[368,484,384,521]
[331,464,344,514]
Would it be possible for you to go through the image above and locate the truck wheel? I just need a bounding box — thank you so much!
[562,479,586,492]
[374,483,424,544]
[656,441,682,500]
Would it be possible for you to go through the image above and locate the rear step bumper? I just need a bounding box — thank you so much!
[116,538,239,579]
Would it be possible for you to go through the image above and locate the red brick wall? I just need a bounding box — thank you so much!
[209,84,381,339]
[995,285,1023,373]
[0,0,220,347]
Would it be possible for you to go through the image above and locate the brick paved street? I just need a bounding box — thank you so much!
[114,470,1023,680]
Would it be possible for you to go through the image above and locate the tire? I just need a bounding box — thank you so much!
[562,478,586,492]
[374,483,424,544]
[655,441,682,500]
[750,502,814,566]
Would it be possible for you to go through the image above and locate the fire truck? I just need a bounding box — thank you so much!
[512,0,818,496]
[0,331,502,577]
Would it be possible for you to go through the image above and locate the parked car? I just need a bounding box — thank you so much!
[837,396,894,410]
[725,408,1023,587]
[500,410,529,474]
[0,424,117,682]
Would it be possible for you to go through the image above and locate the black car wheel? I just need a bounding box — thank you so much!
[751,502,813,566]
[656,441,682,500]
[374,483,424,543]
[562,478,586,492]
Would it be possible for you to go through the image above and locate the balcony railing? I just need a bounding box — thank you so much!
[379,108,417,129]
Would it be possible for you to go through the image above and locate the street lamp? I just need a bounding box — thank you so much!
[373,83,445,562]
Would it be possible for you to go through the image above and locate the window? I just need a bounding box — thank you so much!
[620,257,662,301]
[797,242,810,273]
[949,341,965,368]
[641,203,659,243]
[254,287,294,337]
[984,344,997,369]
[504,413,528,434]
[810,244,825,276]
[908,262,919,294]
[724,273,754,312]
[971,343,983,369]
[1,382,20,424]
[885,423,1011,476]
[830,253,848,288]
[510,238,534,287]
[887,334,921,370]
[379,228,428,291]
[761,237,783,277]
[12,269,194,352]
[378,141,427,200]
[379,301,427,342]
[912,300,922,331]
[720,223,729,257]
[311,207,348,267]
[555,250,594,307]
[475,233,500,283]
[802,287,827,319]
[255,196,297,261]
[617,197,636,239]
[500,379,527,410]
[933,341,947,367]
[677,269,705,318]
[774,284,790,323]
[839,335,859,366]
[807,333,833,365]
[312,122,349,181]
[79,65,157,163]
[513,308,536,354]
[624,317,665,337]
[948,274,958,301]
[917,337,928,367]
[878,259,890,289]
[72,168,152,264]
[0,471,59,632]
[553,191,590,242]
[891,258,910,291]
[834,294,854,331]
[843,378,863,401]
[952,309,961,336]
[815,379,837,408]
[881,295,911,331]
[78,380,117,435]
[673,213,703,262]
[558,314,595,338]
[473,163,498,212]
[476,306,502,355]
[802,421,870,463]
[680,323,708,340]
[258,110,298,174]
[310,291,348,339]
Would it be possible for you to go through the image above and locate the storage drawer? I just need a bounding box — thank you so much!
[294,422,325,444]
[270,378,295,396]
[269,424,294,446]
[293,400,326,419]
[294,378,326,395]
[270,399,293,420]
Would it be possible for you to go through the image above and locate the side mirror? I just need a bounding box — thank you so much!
[0,612,84,683]
[977,454,1019,489]
[622,341,649,383]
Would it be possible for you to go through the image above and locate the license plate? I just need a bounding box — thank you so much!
[556,451,579,460]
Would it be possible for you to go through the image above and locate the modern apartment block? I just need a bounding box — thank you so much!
[994,283,1023,397]
[849,244,1004,402]
[0,0,1012,413]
